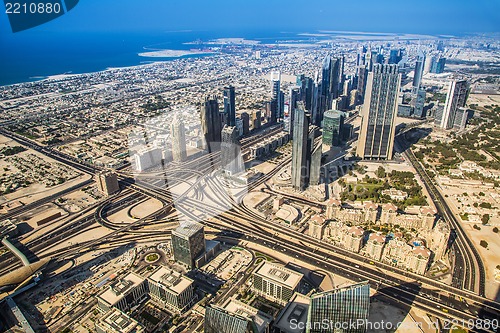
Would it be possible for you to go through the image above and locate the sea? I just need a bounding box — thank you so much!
[0,30,304,86]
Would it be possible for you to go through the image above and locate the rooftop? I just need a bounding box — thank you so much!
[148,266,193,295]
[97,308,144,333]
[97,272,145,306]
[172,222,204,238]
[254,262,303,289]
[273,292,310,333]
[223,298,273,333]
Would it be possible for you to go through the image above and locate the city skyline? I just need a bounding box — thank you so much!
[0,5,499,332]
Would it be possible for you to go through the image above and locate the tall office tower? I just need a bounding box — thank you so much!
[376,53,384,64]
[430,57,446,74]
[223,86,236,127]
[279,91,285,120]
[270,71,281,123]
[96,170,120,196]
[311,72,320,126]
[437,40,445,51]
[252,110,261,130]
[364,46,373,71]
[357,64,401,160]
[411,89,427,118]
[240,112,250,135]
[221,125,244,175]
[440,80,469,129]
[388,49,399,64]
[453,107,472,130]
[306,282,370,333]
[323,110,345,146]
[356,66,368,104]
[205,306,251,333]
[201,96,222,151]
[171,115,188,162]
[289,86,301,135]
[291,102,311,191]
[309,143,322,186]
[412,51,425,92]
[171,222,206,268]
[356,45,367,67]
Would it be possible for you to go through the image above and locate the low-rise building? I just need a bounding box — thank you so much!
[147,266,195,313]
[252,262,303,305]
[96,272,148,313]
[95,308,145,333]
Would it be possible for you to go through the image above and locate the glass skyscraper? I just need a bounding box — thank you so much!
[323,110,345,146]
[306,282,370,333]
[171,222,206,268]
[356,64,401,160]
[224,86,236,127]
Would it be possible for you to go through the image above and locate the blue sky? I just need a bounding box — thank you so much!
[0,0,499,36]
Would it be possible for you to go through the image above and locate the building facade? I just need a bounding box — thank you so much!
[171,222,206,268]
[356,64,401,160]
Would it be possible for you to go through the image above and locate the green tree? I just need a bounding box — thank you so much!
[482,214,490,225]
[480,240,488,248]
[375,166,386,178]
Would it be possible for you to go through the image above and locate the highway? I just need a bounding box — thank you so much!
[1,123,498,332]
[396,134,485,296]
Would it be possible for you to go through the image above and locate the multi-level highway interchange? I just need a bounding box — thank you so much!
[0,33,499,332]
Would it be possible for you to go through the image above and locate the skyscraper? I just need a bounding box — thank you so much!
[269,71,282,123]
[306,282,370,333]
[171,115,187,162]
[201,96,222,152]
[221,125,244,175]
[288,86,301,135]
[357,64,401,160]
[323,110,345,146]
[412,51,425,92]
[291,103,311,191]
[411,89,427,118]
[171,222,206,268]
[430,57,446,74]
[440,80,469,129]
[223,86,236,127]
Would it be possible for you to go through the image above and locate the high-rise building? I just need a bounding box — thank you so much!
[306,282,370,333]
[440,80,469,129]
[221,125,244,175]
[201,96,222,152]
[171,115,187,162]
[171,222,206,268]
[291,103,311,191]
[412,51,425,92]
[430,57,446,74]
[288,86,301,135]
[252,110,261,130]
[453,107,472,130]
[240,112,250,135]
[323,110,345,146]
[96,170,120,196]
[309,143,322,186]
[224,86,236,127]
[356,64,401,160]
[252,261,303,305]
[270,71,282,123]
[411,89,427,118]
